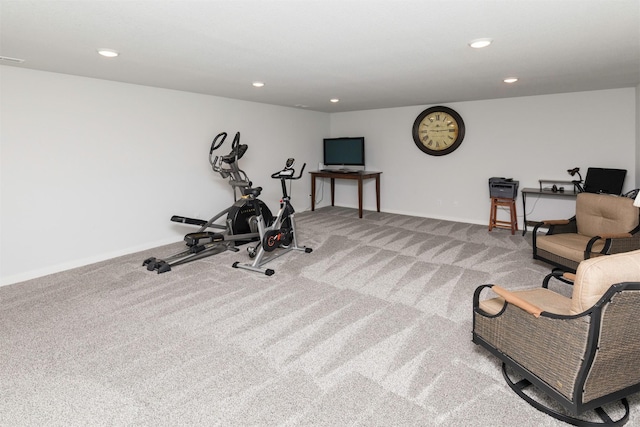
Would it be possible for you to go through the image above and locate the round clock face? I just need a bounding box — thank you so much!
[412,106,465,156]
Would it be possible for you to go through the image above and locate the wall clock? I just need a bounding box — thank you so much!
[412,106,465,156]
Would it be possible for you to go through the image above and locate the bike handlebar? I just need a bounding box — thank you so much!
[271,163,306,180]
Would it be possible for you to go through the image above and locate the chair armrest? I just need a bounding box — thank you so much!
[586,234,640,256]
[542,269,575,288]
[542,219,571,225]
[532,219,569,236]
[472,284,493,311]
[491,285,543,318]
[607,234,640,254]
[532,219,577,251]
[532,216,577,236]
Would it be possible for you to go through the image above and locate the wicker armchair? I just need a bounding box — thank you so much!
[532,192,640,273]
[473,249,640,426]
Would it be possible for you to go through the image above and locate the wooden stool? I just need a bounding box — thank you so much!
[489,197,518,235]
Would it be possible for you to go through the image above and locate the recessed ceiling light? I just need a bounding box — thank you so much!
[330,98,340,103]
[469,39,492,49]
[504,77,518,83]
[252,81,265,88]
[97,49,119,58]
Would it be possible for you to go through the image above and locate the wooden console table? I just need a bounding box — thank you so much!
[310,170,381,218]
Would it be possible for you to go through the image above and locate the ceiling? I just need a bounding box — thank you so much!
[1,0,639,113]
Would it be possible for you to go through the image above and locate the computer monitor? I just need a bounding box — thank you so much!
[583,168,626,195]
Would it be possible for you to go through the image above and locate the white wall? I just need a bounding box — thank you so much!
[2,66,637,287]
[1,66,328,285]
[327,88,637,226]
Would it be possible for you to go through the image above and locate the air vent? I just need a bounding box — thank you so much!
[0,56,26,64]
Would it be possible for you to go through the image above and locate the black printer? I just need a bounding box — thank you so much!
[488,177,519,199]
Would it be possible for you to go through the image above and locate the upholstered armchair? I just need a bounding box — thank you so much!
[532,192,640,272]
[473,249,640,426]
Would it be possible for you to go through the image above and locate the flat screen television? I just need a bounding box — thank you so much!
[583,167,626,195]
[323,137,365,171]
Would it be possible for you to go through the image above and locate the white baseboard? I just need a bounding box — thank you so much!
[0,237,178,288]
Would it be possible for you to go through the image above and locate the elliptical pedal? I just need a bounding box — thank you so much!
[143,257,162,272]
[155,261,171,274]
[142,257,172,274]
[142,257,156,268]
[184,231,224,247]
[171,216,208,226]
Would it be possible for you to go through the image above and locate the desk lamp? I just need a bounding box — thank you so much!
[567,167,584,193]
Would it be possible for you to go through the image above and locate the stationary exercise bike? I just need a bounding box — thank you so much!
[232,158,312,276]
[143,132,273,273]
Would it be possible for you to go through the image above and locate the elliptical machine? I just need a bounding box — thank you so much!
[143,132,273,273]
[232,158,312,276]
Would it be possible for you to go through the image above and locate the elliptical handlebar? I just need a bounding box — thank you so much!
[208,132,252,199]
[231,131,240,151]
[209,131,244,171]
[209,131,242,164]
[210,132,227,154]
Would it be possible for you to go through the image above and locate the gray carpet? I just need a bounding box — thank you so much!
[1,206,638,426]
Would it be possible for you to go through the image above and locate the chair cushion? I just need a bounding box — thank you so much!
[536,233,605,263]
[576,193,638,237]
[570,248,640,314]
[479,288,572,316]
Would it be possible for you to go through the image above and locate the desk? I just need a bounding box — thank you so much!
[521,187,578,236]
[310,170,381,218]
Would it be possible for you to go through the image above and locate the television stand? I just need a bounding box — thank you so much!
[310,170,382,218]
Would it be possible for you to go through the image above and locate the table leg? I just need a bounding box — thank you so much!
[375,175,380,212]
[311,176,316,211]
[330,178,335,206]
[358,176,363,218]
[521,193,527,236]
